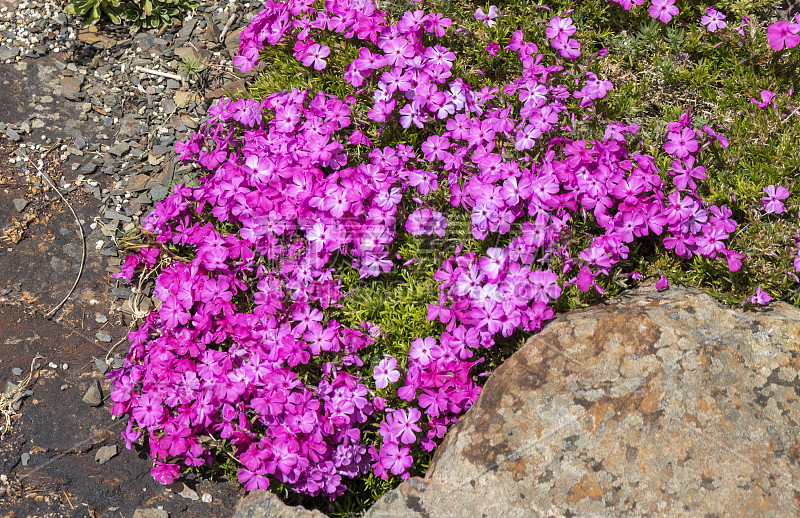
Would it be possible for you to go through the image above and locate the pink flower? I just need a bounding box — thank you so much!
[301,43,331,71]
[390,408,422,444]
[528,269,561,303]
[151,462,180,485]
[648,0,679,24]
[132,393,165,427]
[750,90,776,109]
[746,286,771,306]
[545,16,576,42]
[409,337,442,366]
[486,43,500,56]
[766,21,800,51]
[700,7,726,33]
[671,156,706,191]
[379,443,412,477]
[373,356,400,389]
[664,127,698,158]
[474,5,499,27]
[761,185,790,214]
[656,275,669,290]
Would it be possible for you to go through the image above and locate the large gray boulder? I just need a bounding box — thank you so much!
[232,490,327,518]
[366,283,800,517]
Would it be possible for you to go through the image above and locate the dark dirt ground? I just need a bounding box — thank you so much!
[0,47,244,518]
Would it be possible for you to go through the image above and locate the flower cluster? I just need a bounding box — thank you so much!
[111,0,745,502]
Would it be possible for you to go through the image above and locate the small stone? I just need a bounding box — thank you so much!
[12,199,27,212]
[5,127,20,141]
[126,174,152,192]
[48,362,58,369]
[62,363,68,370]
[0,46,20,60]
[152,144,171,156]
[95,314,108,324]
[96,331,112,343]
[225,28,243,56]
[149,184,170,202]
[132,510,168,518]
[104,210,132,222]
[83,380,102,407]
[201,493,212,503]
[75,138,87,150]
[174,91,198,109]
[111,287,132,299]
[95,359,110,374]
[11,367,22,376]
[179,484,200,501]
[95,445,117,464]
[80,162,97,173]
[108,142,130,156]
[61,76,83,101]
[20,453,30,466]
[204,13,221,42]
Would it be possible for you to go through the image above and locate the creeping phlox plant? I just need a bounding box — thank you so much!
[109,0,798,509]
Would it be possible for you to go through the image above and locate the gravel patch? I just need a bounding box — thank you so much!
[0,0,263,324]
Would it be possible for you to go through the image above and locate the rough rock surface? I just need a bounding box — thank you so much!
[366,283,800,517]
[233,490,328,518]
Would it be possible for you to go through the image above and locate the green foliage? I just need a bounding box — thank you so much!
[66,0,197,29]
[120,0,198,30]
[66,0,124,25]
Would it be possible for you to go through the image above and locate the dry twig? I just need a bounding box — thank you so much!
[31,161,86,320]
[0,355,44,439]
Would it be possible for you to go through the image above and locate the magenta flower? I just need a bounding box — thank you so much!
[132,393,165,427]
[700,7,726,32]
[671,156,706,191]
[114,0,754,500]
[528,269,561,303]
[151,462,180,485]
[761,185,790,214]
[656,275,669,290]
[301,43,331,71]
[649,0,679,23]
[486,43,500,56]
[379,443,413,476]
[390,408,422,444]
[750,90,776,109]
[238,469,270,491]
[409,337,442,366]
[664,127,698,158]
[545,16,576,42]
[474,5,499,27]
[766,21,800,51]
[746,286,771,306]
[373,356,400,389]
